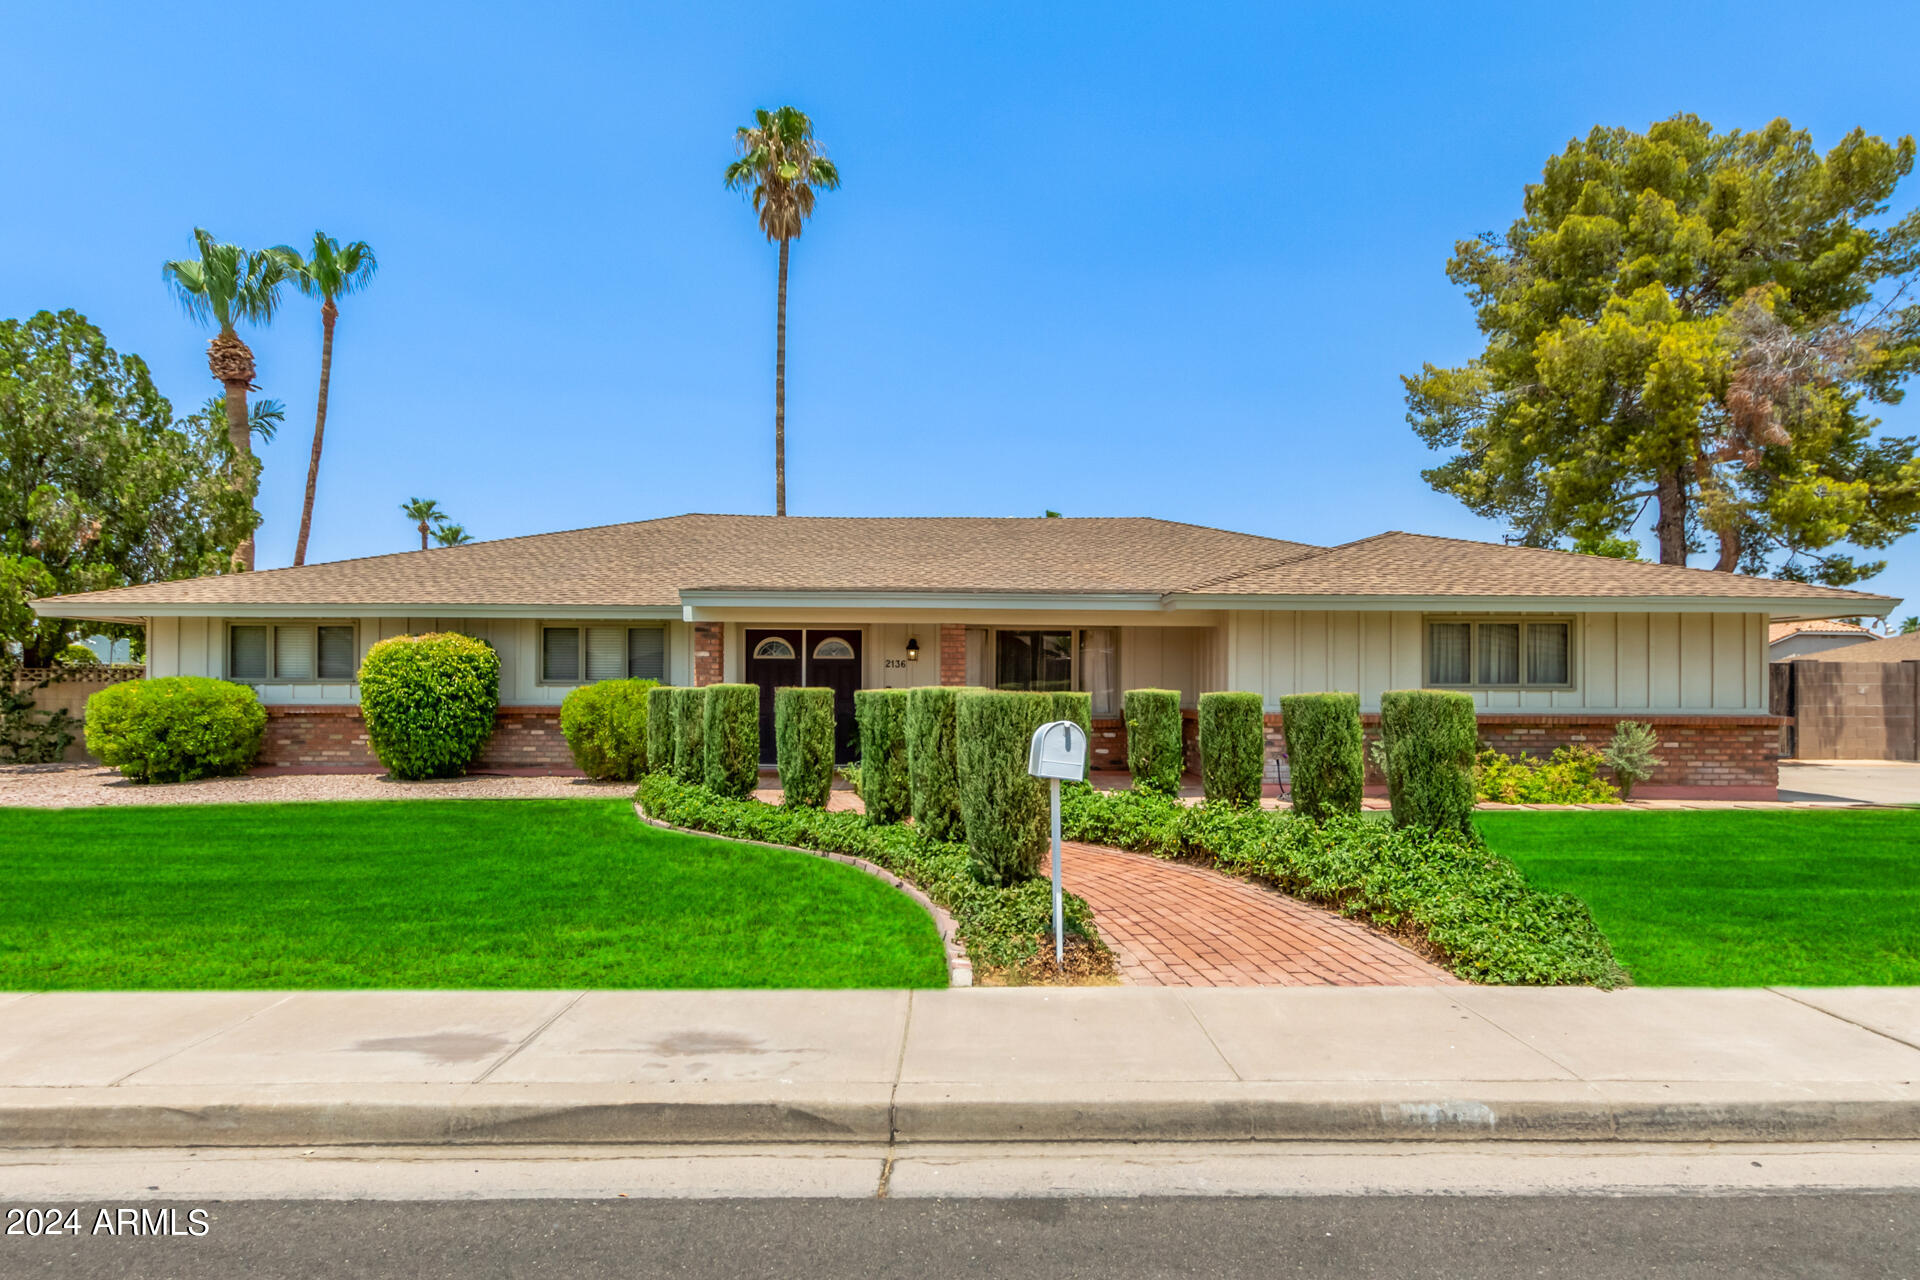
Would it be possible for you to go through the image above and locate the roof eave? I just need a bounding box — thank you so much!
[1164,592,1897,619]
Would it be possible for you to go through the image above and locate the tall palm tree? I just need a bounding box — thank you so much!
[432,522,474,547]
[162,229,289,570]
[276,234,378,566]
[400,497,446,551]
[724,106,840,516]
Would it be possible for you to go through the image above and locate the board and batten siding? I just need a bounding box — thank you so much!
[1223,610,1769,715]
[145,616,692,706]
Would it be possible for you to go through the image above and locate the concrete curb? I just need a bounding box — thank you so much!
[633,802,974,988]
[7,1082,1920,1148]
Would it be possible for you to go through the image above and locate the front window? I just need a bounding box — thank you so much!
[1079,628,1120,715]
[542,626,668,683]
[228,623,357,682]
[995,630,1074,693]
[1427,618,1574,690]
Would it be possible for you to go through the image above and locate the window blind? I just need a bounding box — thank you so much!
[274,627,314,681]
[585,627,625,682]
[230,626,268,681]
[628,627,666,680]
[317,627,356,680]
[542,628,580,682]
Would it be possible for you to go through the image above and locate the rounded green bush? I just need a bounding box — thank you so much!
[1199,691,1265,806]
[776,686,835,807]
[85,676,265,783]
[357,633,501,780]
[645,686,675,775]
[957,689,1051,885]
[856,689,911,825]
[702,683,761,799]
[559,678,658,780]
[1123,688,1184,795]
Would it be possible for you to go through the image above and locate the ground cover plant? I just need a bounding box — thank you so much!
[84,675,264,782]
[358,633,500,779]
[1060,786,1624,986]
[1475,746,1618,805]
[0,800,946,989]
[1478,809,1920,986]
[639,773,1108,977]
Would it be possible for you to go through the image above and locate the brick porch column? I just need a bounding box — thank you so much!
[693,622,724,686]
[939,624,967,686]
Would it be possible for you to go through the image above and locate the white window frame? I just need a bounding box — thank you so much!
[226,622,358,684]
[538,623,670,686]
[1422,615,1576,692]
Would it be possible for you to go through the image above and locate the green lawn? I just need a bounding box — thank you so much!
[0,800,948,989]
[1477,809,1920,986]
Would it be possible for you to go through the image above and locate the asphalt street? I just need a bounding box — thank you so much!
[4,1194,1918,1280]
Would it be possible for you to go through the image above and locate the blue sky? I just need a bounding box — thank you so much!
[4,1,1918,620]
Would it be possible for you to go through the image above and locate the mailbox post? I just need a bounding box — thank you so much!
[1027,720,1088,967]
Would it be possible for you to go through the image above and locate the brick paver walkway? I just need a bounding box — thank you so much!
[1062,842,1459,987]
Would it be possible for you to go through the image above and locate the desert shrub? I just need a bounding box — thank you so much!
[1378,690,1477,832]
[1603,721,1663,800]
[1279,692,1365,821]
[1123,688,1183,795]
[636,773,1108,974]
[645,686,675,775]
[669,687,708,784]
[907,686,965,841]
[855,689,911,824]
[701,683,760,799]
[559,679,657,780]
[956,689,1052,885]
[1199,691,1265,806]
[1058,786,1624,987]
[776,686,835,807]
[83,676,265,783]
[1049,690,1092,781]
[1476,745,1619,804]
[357,633,500,780]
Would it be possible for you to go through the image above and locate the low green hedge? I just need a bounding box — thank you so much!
[1060,787,1623,986]
[1279,692,1364,820]
[670,687,708,784]
[1050,691,1092,781]
[1379,690,1477,833]
[1124,688,1183,794]
[637,773,1106,973]
[776,686,835,807]
[906,686,964,841]
[1198,691,1264,806]
[358,633,500,780]
[645,686,675,775]
[85,676,265,783]
[559,679,658,780]
[702,683,760,799]
[855,689,911,825]
[956,689,1052,885]
[1476,746,1619,804]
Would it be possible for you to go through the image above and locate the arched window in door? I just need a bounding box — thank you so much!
[752,636,797,660]
[811,637,855,660]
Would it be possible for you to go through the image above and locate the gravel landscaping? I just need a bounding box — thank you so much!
[0,764,634,809]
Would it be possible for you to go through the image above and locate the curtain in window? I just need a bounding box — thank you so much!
[317,627,356,680]
[1526,622,1570,685]
[1428,622,1470,685]
[274,627,314,681]
[230,626,268,681]
[585,627,625,682]
[628,627,666,681]
[1080,628,1119,715]
[1477,622,1520,685]
[542,628,580,682]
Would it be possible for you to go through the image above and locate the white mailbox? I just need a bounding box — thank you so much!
[1028,720,1087,781]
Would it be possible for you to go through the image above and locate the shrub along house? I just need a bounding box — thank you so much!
[32,514,1898,796]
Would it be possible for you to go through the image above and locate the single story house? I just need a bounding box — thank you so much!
[32,514,1900,797]
[1768,618,1881,661]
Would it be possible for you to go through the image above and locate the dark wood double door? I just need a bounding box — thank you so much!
[743,629,862,764]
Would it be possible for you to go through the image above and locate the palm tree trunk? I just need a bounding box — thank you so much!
[775,236,789,517]
[418,520,430,551]
[293,300,338,567]
[222,379,256,572]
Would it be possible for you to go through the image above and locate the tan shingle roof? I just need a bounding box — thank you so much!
[1769,619,1877,643]
[1185,532,1897,608]
[1796,631,1920,661]
[35,515,1315,610]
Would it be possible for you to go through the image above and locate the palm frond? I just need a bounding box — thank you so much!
[723,105,840,243]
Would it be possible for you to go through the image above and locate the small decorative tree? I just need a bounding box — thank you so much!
[776,686,835,807]
[906,686,965,840]
[702,684,761,799]
[1378,690,1478,833]
[855,689,911,824]
[1198,691,1265,807]
[956,689,1051,885]
[1280,692,1365,820]
[1123,688,1183,795]
[1603,721,1663,800]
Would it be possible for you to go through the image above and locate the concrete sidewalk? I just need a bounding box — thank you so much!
[2,987,1918,1147]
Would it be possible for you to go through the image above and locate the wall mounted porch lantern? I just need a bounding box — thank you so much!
[906,637,921,661]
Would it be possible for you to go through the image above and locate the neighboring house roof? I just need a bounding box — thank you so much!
[30,515,1900,619]
[1769,619,1876,643]
[1795,631,1920,662]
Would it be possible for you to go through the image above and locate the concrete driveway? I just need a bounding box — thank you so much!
[1779,760,1920,805]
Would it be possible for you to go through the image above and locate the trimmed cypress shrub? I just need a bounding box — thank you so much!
[669,686,708,784]
[701,683,760,799]
[1123,688,1183,795]
[645,686,675,775]
[357,633,500,780]
[85,676,265,783]
[1279,692,1364,821]
[1199,691,1265,806]
[956,689,1052,885]
[906,686,964,840]
[855,689,912,824]
[1050,690,1092,781]
[1379,689,1478,833]
[559,679,658,780]
[776,686,835,807]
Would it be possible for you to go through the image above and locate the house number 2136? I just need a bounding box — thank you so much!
[884,659,908,670]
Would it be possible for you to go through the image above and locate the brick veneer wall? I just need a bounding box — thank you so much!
[939,624,967,686]
[258,705,576,773]
[693,622,724,687]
